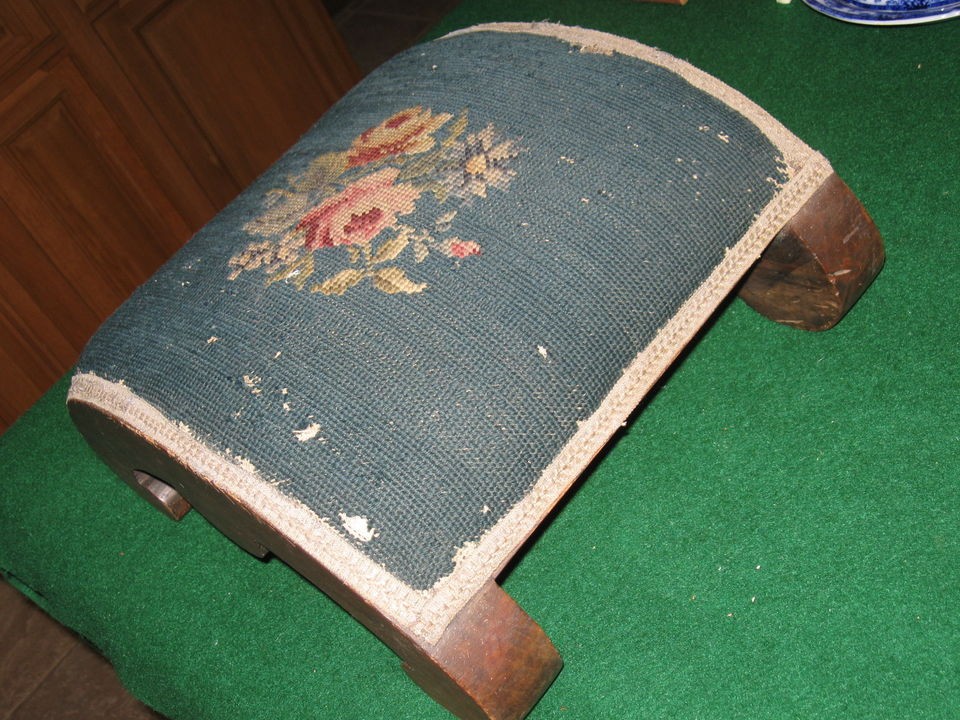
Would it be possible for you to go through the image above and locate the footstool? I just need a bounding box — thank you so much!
[67,23,884,720]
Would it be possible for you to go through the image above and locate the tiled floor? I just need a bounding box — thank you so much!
[0,580,162,720]
[0,1,458,718]
[333,0,463,74]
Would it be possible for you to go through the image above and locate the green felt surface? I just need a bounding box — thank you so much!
[2,1,958,718]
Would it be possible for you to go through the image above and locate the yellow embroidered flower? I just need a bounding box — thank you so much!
[347,106,452,167]
[442,124,521,200]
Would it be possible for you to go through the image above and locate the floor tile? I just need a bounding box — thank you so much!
[335,11,434,73]
[0,581,77,718]
[9,641,164,720]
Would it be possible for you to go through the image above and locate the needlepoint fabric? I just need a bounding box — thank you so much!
[68,23,831,642]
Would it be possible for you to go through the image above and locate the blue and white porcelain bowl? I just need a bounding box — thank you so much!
[802,0,960,25]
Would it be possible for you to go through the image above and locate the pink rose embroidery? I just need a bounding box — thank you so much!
[347,106,452,168]
[447,239,482,258]
[232,106,522,296]
[297,168,420,250]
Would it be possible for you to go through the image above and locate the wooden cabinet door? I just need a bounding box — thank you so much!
[0,1,52,84]
[95,0,359,204]
[0,57,191,311]
[0,0,358,430]
[0,56,193,426]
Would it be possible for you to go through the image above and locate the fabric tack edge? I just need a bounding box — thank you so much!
[441,22,811,169]
[66,372,446,642]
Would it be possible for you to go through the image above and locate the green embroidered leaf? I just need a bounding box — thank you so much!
[244,192,309,237]
[371,235,410,264]
[426,181,449,204]
[267,252,314,290]
[442,111,469,147]
[312,268,367,295]
[397,146,446,183]
[294,151,348,193]
[372,267,427,295]
[313,268,366,295]
[435,210,457,231]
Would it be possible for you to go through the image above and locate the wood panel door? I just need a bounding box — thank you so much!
[0,0,359,431]
[0,56,194,428]
[0,1,53,83]
[95,0,360,202]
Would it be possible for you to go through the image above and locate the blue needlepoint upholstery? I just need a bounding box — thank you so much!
[69,24,833,643]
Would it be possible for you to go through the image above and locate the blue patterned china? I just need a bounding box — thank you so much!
[802,0,960,25]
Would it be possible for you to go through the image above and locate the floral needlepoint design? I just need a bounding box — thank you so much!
[441,125,521,200]
[346,106,452,168]
[228,106,523,296]
[297,168,419,250]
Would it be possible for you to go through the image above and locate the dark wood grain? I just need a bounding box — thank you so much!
[132,470,191,521]
[94,0,360,203]
[740,173,885,331]
[0,57,186,318]
[68,399,561,720]
[9,640,164,720]
[403,581,562,720]
[0,0,360,433]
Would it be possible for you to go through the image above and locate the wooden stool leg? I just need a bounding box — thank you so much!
[402,581,562,720]
[740,173,885,331]
[68,399,561,719]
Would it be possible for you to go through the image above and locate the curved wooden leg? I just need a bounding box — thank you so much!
[69,400,270,558]
[740,173,885,331]
[402,580,562,720]
[68,399,561,720]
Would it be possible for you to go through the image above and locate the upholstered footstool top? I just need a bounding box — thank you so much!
[68,22,882,720]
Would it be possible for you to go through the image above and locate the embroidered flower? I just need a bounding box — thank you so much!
[297,168,420,249]
[231,106,522,296]
[347,106,453,168]
[227,241,274,280]
[445,239,482,258]
[442,124,521,200]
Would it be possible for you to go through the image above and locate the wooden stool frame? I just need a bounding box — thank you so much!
[68,171,882,720]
